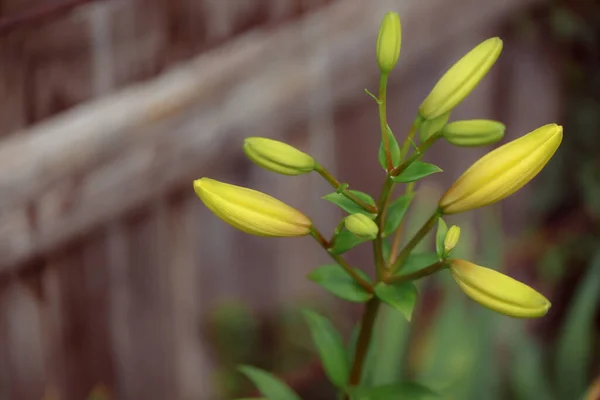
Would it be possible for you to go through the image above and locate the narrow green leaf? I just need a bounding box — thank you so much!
[419,112,450,142]
[398,252,438,275]
[302,309,350,388]
[330,229,370,255]
[238,365,301,400]
[374,282,418,321]
[555,252,600,399]
[383,193,414,237]
[348,382,438,400]
[392,162,442,183]
[379,125,402,169]
[435,217,447,259]
[308,264,373,303]
[324,190,377,216]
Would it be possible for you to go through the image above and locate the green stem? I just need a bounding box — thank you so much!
[390,209,441,275]
[388,181,415,264]
[348,298,380,387]
[390,132,440,177]
[384,261,447,284]
[399,117,421,159]
[315,164,378,214]
[310,228,373,293]
[372,176,395,281]
[378,74,393,171]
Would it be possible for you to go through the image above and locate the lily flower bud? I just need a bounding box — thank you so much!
[243,137,316,176]
[193,178,312,237]
[442,119,505,147]
[376,12,402,74]
[443,225,461,256]
[440,124,562,214]
[345,213,379,240]
[450,259,551,318]
[419,38,503,120]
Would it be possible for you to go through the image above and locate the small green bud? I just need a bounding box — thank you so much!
[243,137,316,176]
[376,12,402,74]
[345,214,379,240]
[443,225,461,256]
[442,120,505,147]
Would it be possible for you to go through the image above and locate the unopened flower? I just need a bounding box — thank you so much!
[345,214,378,240]
[193,178,311,237]
[243,137,315,176]
[450,259,551,318]
[442,119,505,147]
[419,38,503,120]
[440,124,562,214]
[376,12,402,74]
[443,225,461,256]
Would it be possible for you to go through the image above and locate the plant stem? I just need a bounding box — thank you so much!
[384,261,447,284]
[388,181,415,263]
[310,228,373,293]
[315,164,378,214]
[372,176,395,280]
[399,117,421,159]
[390,132,440,177]
[390,209,441,274]
[378,74,393,171]
[348,298,380,387]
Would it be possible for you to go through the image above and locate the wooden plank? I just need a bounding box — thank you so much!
[0,0,543,271]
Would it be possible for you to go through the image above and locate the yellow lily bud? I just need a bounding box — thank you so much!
[345,213,378,240]
[376,12,401,74]
[419,37,503,120]
[440,124,562,214]
[443,225,461,255]
[449,259,551,318]
[193,178,312,237]
[243,137,315,176]
[442,119,505,147]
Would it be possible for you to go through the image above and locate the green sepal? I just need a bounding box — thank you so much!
[238,365,301,400]
[324,190,377,217]
[383,193,414,237]
[378,125,402,170]
[308,264,373,303]
[302,309,350,389]
[392,162,442,183]
[435,217,448,259]
[374,282,418,321]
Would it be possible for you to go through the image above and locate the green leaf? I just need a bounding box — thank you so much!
[324,190,377,216]
[302,309,350,388]
[555,251,600,399]
[348,382,438,400]
[383,193,414,237]
[238,365,301,400]
[392,162,442,183]
[399,252,439,275]
[308,264,373,303]
[419,112,450,142]
[435,217,447,259]
[330,229,370,255]
[379,125,402,169]
[374,282,418,321]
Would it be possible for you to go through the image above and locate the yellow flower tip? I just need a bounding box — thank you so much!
[419,37,503,120]
[243,137,315,176]
[344,213,379,240]
[376,11,402,74]
[443,225,461,254]
[193,177,312,237]
[440,123,563,214]
[449,259,551,318]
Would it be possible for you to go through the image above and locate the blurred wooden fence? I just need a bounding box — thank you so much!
[0,0,557,399]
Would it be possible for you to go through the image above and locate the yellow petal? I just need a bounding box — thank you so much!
[193,178,312,237]
[450,259,551,318]
[420,38,502,119]
[440,124,562,214]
